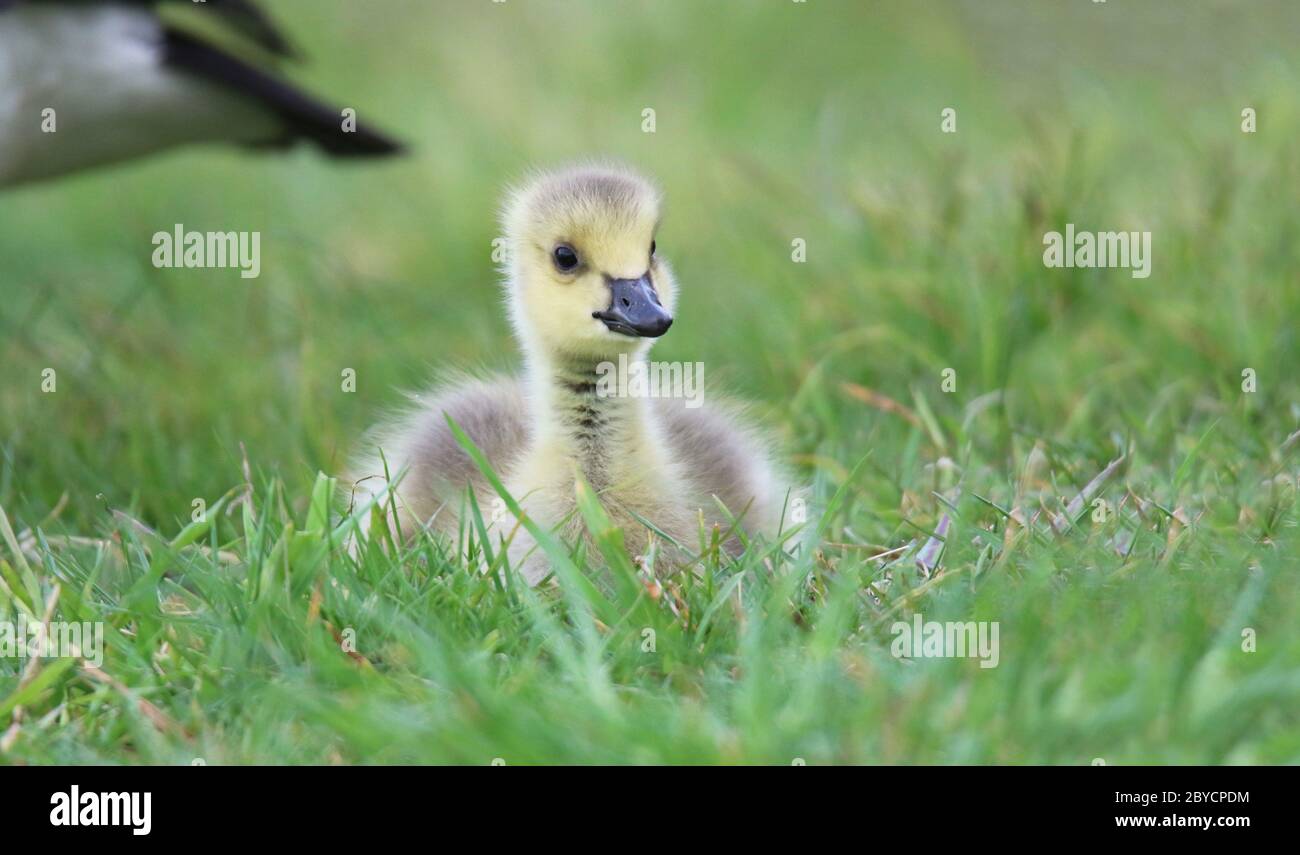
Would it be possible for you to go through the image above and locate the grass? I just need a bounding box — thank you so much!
[1,0,1298,764]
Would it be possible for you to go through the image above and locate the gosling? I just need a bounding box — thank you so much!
[351,164,787,585]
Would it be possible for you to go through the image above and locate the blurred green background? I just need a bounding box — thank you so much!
[1,1,1298,764]
[3,0,1297,527]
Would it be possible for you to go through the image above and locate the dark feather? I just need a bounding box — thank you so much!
[162,26,403,157]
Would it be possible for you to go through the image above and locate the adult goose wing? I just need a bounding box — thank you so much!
[0,0,403,188]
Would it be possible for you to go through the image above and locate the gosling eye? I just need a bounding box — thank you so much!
[553,244,579,273]
[650,240,657,258]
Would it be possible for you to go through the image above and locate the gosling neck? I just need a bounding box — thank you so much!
[527,348,656,489]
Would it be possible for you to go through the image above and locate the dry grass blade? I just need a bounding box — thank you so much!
[14,493,69,542]
[1055,455,1126,535]
[17,533,239,566]
[865,543,912,562]
[840,381,922,427]
[915,512,952,578]
[1279,428,1300,457]
[80,663,189,739]
[111,508,160,539]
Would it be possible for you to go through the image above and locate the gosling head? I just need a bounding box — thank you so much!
[501,164,675,364]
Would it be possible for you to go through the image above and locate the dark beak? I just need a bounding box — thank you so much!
[593,274,673,338]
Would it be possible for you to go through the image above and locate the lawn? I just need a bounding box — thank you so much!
[1,0,1297,764]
